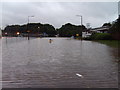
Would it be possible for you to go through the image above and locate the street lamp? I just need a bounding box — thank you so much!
[5,32,7,35]
[28,16,34,24]
[76,15,83,26]
[76,15,83,40]
[27,15,34,40]
[17,32,20,36]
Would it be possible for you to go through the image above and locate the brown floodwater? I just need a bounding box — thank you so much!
[2,37,119,88]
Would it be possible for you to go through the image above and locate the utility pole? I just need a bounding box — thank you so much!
[27,16,34,40]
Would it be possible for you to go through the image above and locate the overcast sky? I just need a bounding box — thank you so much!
[1,1,118,29]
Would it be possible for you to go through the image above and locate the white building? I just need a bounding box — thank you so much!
[82,31,91,38]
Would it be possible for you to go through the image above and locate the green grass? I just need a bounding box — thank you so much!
[94,40,120,48]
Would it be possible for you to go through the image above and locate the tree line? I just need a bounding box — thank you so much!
[2,23,56,37]
[101,16,120,40]
[2,16,120,39]
[2,23,86,37]
[57,23,86,37]
[108,15,120,40]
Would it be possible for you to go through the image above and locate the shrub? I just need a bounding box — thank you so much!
[90,33,112,40]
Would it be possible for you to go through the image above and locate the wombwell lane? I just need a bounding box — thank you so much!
[2,37,118,88]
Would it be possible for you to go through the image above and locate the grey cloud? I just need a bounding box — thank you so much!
[1,2,118,29]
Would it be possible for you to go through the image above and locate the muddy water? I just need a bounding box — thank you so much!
[2,37,118,88]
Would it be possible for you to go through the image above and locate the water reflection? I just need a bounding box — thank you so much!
[2,37,118,88]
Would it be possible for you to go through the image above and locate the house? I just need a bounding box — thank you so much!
[82,26,110,38]
[90,26,110,33]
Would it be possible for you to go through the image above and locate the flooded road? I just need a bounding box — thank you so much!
[2,37,119,88]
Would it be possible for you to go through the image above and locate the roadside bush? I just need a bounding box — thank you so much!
[90,33,112,40]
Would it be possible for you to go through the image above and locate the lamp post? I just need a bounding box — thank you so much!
[27,15,34,40]
[76,15,83,25]
[76,15,83,40]
[38,26,40,37]
[16,32,20,37]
